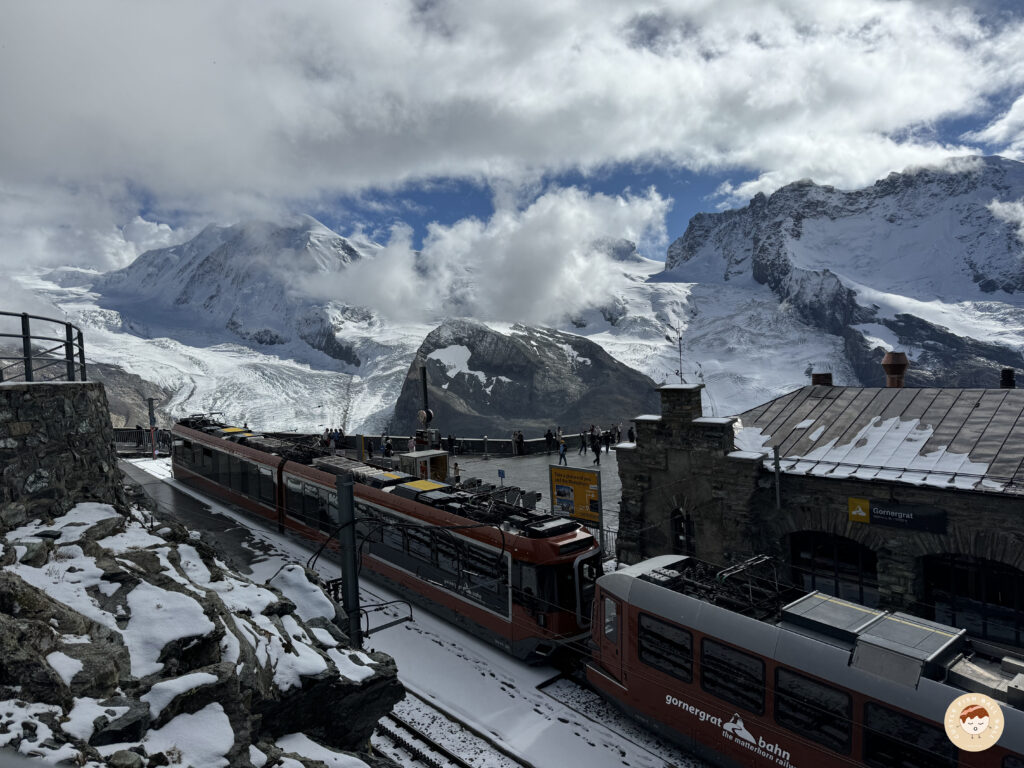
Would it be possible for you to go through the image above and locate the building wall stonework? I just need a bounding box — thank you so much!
[617,383,1024,615]
[0,381,126,530]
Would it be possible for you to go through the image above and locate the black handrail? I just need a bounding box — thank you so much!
[0,310,87,383]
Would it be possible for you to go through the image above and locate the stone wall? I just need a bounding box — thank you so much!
[0,381,126,529]
[617,382,1024,614]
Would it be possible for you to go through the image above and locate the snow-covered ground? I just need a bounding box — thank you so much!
[128,458,708,768]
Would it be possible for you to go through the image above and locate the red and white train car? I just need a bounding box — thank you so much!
[588,555,1024,768]
[171,418,602,660]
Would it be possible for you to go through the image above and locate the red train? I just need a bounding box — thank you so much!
[587,555,1024,768]
[170,417,602,660]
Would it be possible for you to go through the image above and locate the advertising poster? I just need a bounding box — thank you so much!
[549,466,602,525]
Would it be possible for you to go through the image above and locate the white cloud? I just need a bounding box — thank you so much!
[967,94,1024,160]
[988,198,1024,243]
[1,0,1024,255]
[299,186,669,323]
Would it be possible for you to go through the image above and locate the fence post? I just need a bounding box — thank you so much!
[21,313,33,382]
[77,329,87,381]
[65,323,75,381]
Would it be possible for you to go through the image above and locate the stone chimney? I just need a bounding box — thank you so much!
[1001,368,1017,389]
[811,372,833,386]
[881,351,909,388]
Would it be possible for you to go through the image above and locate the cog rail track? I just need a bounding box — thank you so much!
[375,712,478,768]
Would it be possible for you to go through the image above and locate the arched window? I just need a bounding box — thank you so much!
[921,555,1024,646]
[789,531,879,607]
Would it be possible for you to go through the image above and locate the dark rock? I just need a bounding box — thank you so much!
[89,698,151,747]
[107,749,145,768]
[394,319,661,436]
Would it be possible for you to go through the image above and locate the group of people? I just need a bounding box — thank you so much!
[321,427,345,454]
[510,430,527,456]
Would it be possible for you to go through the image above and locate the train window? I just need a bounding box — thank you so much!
[176,439,192,463]
[700,639,764,715]
[603,597,618,644]
[237,459,251,495]
[380,513,404,552]
[258,467,274,502]
[300,482,322,528]
[201,446,213,472]
[315,487,332,532]
[638,613,692,683]
[774,667,851,754]
[407,528,433,563]
[228,455,242,492]
[436,535,459,575]
[285,476,304,519]
[863,702,956,768]
[327,492,338,526]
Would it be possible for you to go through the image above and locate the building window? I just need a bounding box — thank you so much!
[922,554,1024,646]
[638,613,692,682]
[863,702,956,768]
[669,508,695,556]
[789,531,879,607]
[774,667,851,754]
[700,638,764,714]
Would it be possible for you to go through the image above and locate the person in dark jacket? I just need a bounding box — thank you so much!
[558,439,568,466]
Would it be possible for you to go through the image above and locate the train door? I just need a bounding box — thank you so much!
[600,595,623,682]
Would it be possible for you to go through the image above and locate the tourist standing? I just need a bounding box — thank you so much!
[558,440,568,466]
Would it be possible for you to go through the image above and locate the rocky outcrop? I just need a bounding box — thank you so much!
[0,382,128,529]
[392,319,661,435]
[0,501,402,766]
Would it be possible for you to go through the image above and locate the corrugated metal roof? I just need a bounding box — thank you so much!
[735,386,1024,495]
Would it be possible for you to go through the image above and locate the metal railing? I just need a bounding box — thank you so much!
[0,311,86,383]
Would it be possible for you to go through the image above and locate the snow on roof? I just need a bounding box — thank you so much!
[738,386,1024,493]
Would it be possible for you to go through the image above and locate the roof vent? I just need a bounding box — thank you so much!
[1001,368,1016,389]
[881,351,909,388]
[811,372,833,386]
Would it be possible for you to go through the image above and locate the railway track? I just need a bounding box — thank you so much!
[374,712,475,768]
[373,695,531,768]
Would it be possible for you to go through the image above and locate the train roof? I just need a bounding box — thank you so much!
[175,417,593,544]
[602,555,1024,730]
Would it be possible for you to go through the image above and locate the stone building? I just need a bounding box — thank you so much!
[616,367,1024,649]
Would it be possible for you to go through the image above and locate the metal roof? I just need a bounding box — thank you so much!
[736,385,1024,495]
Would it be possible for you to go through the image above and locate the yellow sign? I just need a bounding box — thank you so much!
[549,466,602,525]
[944,693,1004,752]
[848,497,870,524]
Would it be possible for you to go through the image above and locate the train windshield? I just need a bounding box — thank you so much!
[523,551,603,625]
[576,551,602,627]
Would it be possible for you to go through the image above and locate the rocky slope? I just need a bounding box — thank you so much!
[665,156,1024,386]
[392,319,661,435]
[0,500,402,768]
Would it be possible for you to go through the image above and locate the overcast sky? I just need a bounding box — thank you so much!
[2,0,1024,278]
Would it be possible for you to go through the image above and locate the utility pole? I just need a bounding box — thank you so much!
[672,324,685,383]
[336,472,362,649]
[147,397,157,460]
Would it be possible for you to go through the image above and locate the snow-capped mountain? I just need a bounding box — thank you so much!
[18,155,1024,434]
[665,155,1024,386]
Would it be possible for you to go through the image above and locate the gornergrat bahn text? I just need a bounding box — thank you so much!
[171,418,1024,767]
[171,417,603,660]
[588,555,1024,768]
